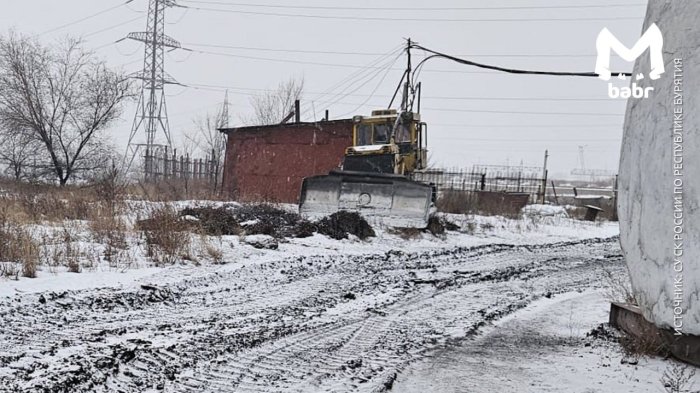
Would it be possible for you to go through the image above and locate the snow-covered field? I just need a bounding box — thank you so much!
[0,202,686,392]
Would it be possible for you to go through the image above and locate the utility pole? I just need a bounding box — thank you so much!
[387,38,417,111]
[402,38,412,112]
[124,0,183,181]
[541,149,549,204]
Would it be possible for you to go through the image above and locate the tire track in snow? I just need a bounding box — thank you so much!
[0,237,622,392]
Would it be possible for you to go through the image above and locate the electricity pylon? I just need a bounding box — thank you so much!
[125,0,182,180]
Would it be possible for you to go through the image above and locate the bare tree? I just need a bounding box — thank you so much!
[0,127,42,180]
[248,77,304,125]
[0,33,133,185]
[186,100,228,173]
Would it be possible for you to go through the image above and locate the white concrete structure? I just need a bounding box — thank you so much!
[619,0,700,335]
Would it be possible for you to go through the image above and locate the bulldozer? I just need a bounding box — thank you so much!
[299,109,434,228]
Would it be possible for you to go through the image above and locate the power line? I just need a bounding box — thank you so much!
[297,46,404,117]
[186,48,598,76]
[305,96,624,117]
[300,54,401,117]
[431,137,621,142]
[430,123,622,128]
[185,42,596,58]
[186,84,624,117]
[335,53,403,118]
[181,5,643,22]
[421,107,623,116]
[185,43,396,56]
[190,48,487,75]
[181,83,615,102]
[185,83,626,117]
[411,43,632,78]
[189,48,406,69]
[185,46,406,120]
[180,0,646,12]
[38,0,132,36]
[83,16,143,38]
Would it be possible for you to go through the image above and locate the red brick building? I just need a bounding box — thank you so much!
[219,120,353,203]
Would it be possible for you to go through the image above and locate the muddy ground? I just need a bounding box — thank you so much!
[0,237,623,392]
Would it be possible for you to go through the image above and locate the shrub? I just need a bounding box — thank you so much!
[205,243,224,264]
[660,363,697,393]
[88,205,128,262]
[139,206,191,265]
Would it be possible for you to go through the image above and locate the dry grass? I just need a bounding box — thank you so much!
[602,268,637,305]
[0,175,230,275]
[0,176,130,275]
[0,185,95,224]
[128,178,222,202]
[0,208,40,278]
[139,206,192,265]
[203,237,225,264]
[42,223,98,274]
[88,203,129,263]
[619,329,668,359]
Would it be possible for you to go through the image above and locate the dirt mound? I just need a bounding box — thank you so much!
[137,207,196,233]
[179,205,375,241]
[586,323,619,343]
[316,211,375,240]
[390,215,459,238]
[180,205,314,238]
[234,204,303,237]
[427,215,460,236]
[180,206,240,235]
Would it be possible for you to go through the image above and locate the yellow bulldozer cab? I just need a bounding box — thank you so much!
[350,109,418,147]
[345,110,426,175]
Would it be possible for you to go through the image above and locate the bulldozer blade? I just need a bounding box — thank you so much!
[299,171,433,228]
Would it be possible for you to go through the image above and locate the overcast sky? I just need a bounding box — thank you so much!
[1,0,648,178]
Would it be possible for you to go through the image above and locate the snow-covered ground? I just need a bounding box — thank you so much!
[394,291,692,392]
[0,202,685,392]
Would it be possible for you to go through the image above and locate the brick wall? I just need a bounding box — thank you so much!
[221,120,353,203]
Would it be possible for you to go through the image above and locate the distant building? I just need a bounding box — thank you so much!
[219,119,353,203]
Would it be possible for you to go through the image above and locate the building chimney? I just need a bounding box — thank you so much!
[294,99,300,123]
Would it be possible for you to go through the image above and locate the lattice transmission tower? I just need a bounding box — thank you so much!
[125,0,182,180]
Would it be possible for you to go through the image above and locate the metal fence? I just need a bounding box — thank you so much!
[412,165,547,203]
[144,147,222,188]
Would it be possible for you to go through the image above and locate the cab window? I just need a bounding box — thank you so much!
[396,124,411,143]
[373,124,391,144]
[357,124,371,146]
